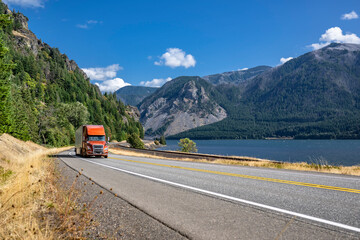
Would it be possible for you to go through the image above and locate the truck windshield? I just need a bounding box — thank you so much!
[88,136,105,141]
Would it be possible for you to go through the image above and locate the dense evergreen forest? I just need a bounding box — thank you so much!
[0,3,143,146]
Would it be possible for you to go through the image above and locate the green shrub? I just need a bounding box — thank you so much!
[127,133,145,149]
[178,138,197,153]
[160,135,166,145]
[0,166,13,183]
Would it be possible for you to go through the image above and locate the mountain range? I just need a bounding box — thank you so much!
[116,86,157,106]
[131,43,360,139]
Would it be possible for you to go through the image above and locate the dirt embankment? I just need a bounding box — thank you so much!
[0,133,47,162]
[0,134,73,239]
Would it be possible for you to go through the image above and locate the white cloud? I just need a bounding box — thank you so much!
[140,77,172,87]
[76,24,88,29]
[319,27,360,43]
[238,68,248,71]
[155,48,196,68]
[310,42,331,50]
[3,0,44,8]
[341,11,359,20]
[95,78,131,92]
[310,27,360,50]
[87,20,98,24]
[279,57,293,65]
[82,64,123,81]
[76,20,102,29]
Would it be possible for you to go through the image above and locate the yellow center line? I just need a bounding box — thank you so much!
[109,157,360,194]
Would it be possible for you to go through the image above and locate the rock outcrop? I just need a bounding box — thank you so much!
[7,9,88,79]
[139,76,227,136]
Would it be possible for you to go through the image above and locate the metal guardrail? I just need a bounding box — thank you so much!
[110,144,280,163]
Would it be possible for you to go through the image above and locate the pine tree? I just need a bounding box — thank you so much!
[127,133,145,149]
[0,14,14,134]
[160,135,166,145]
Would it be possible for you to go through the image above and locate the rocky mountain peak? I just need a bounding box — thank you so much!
[312,43,360,63]
[203,65,271,85]
[322,43,360,52]
[139,76,227,136]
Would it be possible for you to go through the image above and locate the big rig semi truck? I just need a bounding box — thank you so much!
[75,125,108,158]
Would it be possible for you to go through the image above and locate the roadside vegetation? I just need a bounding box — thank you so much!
[0,133,98,239]
[127,133,145,149]
[109,147,360,176]
[153,135,166,147]
[178,138,198,153]
[160,135,166,145]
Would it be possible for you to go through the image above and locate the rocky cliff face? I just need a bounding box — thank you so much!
[139,77,227,136]
[137,66,271,137]
[125,106,140,122]
[7,9,88,79]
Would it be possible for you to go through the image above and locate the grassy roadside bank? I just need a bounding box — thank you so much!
[110,147,360,176]
[0,134,93,239]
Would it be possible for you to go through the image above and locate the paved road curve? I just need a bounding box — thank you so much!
[59,149,360,239]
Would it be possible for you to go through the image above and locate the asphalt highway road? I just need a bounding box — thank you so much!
[58,149,360,239]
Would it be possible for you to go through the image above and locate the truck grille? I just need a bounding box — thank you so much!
[93,145,103,154]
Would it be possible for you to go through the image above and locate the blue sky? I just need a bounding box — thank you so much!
[4,0,360,91]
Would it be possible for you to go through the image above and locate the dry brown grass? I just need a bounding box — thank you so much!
[45,166,100,239]
[0,134,75,239]
[109,148,360,176]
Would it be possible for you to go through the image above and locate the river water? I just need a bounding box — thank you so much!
[158,140,360,166]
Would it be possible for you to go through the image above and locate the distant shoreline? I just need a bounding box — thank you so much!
[165,137,360,140]
[264,137,294,140]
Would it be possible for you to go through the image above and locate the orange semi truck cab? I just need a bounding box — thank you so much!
[75,125,109,158]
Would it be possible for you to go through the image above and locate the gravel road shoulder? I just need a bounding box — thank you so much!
[55,158,187,239]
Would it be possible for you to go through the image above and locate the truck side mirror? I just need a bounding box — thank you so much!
[107,137,110,143]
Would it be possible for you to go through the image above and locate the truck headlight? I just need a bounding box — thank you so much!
[104,146,108,150]
[87,145,92,150]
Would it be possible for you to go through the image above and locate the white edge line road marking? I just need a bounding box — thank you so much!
[66,152,360,233]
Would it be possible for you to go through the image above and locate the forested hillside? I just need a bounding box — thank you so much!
[115,86,157,106]
[0,2,143,146]
[170,43,360,139]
